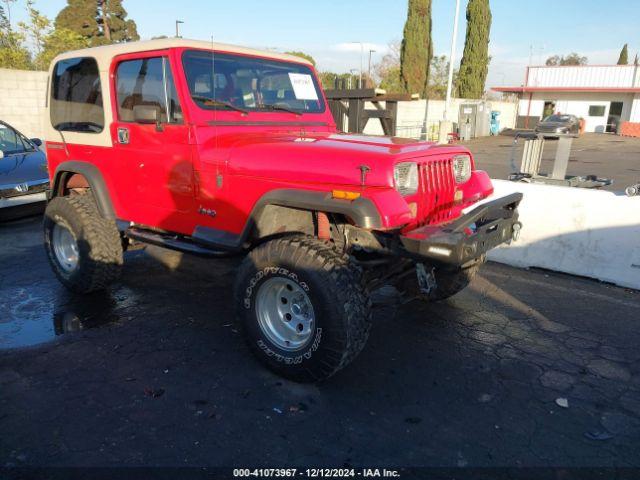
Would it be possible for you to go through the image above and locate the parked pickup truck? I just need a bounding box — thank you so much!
[43,39,522,382]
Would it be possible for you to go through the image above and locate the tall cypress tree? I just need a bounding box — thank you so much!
[617,44,629,65]
[457,0,492,99]
[400,0,432,97]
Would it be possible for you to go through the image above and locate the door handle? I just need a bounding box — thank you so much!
[117,127,130,144]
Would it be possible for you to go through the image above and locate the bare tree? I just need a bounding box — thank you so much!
[1,0,16,24]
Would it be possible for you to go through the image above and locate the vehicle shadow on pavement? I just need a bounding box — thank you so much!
[2,216,640,467]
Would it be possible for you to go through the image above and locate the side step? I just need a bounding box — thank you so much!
[125,228,234,258]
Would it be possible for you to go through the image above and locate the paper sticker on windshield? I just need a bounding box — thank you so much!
[288,73,318,100]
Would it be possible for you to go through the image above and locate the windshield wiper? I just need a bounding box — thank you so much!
[257,104,302,116]
[191,95,249,115]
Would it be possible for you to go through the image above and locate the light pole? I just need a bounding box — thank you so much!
[175,20,184,38]
[368,49,376,85]
[349,69,359,90]
[349,42,364,88]
[443,0,461,122]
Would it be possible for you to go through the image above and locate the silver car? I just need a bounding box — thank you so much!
[535,114,580,137]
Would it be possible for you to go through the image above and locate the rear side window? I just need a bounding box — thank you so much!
[50,57,104,133]
[116,57,183,124]
[0,123,28,155]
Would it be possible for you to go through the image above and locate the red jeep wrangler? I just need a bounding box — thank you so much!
[43,39,521,381]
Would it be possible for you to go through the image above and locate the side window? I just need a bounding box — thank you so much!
[0,124,25,155]
[50,57,104,133]
[116,57,183,124]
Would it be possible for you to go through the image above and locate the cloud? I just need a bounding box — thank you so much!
[332,42,390,54]
[485,47,629,90]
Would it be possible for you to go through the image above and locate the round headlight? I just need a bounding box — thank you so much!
[452,154,472,184]
[394,162,419,196]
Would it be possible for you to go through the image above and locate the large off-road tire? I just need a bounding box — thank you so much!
[44,194,123,294]
[234,235,372,382]
[397,260,483,302]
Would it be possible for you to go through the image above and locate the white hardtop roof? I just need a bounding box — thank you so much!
[51,38,313,68]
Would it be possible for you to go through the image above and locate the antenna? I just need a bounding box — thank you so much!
[211,34,215,108]
[211,34,220,187]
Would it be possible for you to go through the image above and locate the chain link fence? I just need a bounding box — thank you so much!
[394,121,441,141]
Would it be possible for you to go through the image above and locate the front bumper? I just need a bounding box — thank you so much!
[398,193,523,266]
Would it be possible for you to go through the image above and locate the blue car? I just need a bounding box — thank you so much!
[0,120,49,221]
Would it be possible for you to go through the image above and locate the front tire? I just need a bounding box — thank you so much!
[396,259,483,302]
[235,235,371,382]
[44,194,123,294]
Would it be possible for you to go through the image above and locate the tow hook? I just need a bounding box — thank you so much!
[416,263,437,295]
[512,221,523,242]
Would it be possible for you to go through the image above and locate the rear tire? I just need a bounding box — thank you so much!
[44,194,123,294]
[235,235,371,382]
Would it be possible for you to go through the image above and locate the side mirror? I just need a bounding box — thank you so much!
[30,138,43,147]
[133,105,163,131]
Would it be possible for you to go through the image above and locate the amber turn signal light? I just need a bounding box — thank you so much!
[332,190,361,201]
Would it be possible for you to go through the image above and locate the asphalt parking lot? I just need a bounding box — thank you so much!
[465,133,640,192]
[1,215,639,471]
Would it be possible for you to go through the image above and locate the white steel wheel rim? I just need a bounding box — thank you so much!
[52,222,79,273]
[255,277,315,351]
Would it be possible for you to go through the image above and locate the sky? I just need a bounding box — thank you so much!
[6,0,640,89]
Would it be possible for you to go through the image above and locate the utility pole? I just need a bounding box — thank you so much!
[175,20,184,38]
[443,0,461,122]
[349,69,359,90]
[438,0,461,144]
[349,42,364,88]
[359,42,364,88]
[368,49,376,85]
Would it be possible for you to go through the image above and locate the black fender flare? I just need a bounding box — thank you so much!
[250,189,382,230]
[192,189,383,251]
[51,161,115,219]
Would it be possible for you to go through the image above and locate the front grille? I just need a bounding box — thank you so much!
[0,179,49,199]
[419,159,456,225]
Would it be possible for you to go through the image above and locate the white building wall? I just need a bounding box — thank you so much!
[630,94,640,122]
[0,68,48,139]
[518,98,543,117]
[517,92,635,132]
[527,65,639,88]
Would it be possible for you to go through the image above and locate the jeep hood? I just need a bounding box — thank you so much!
[224,132,470,188]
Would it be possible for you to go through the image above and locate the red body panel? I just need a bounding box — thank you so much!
[46,46,493,239]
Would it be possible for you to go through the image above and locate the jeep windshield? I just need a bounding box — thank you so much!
[182,50,325,114]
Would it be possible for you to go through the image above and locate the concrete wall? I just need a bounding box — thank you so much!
[481,180,640,290]
[363,98,518,139]
[0,68,48,139]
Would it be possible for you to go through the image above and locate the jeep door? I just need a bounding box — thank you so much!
[111,51,196,234]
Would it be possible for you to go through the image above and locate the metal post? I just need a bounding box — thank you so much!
[175,20,184,38]
[368,49,376,83]
[359,42,364,88]
[443,0,461,122]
